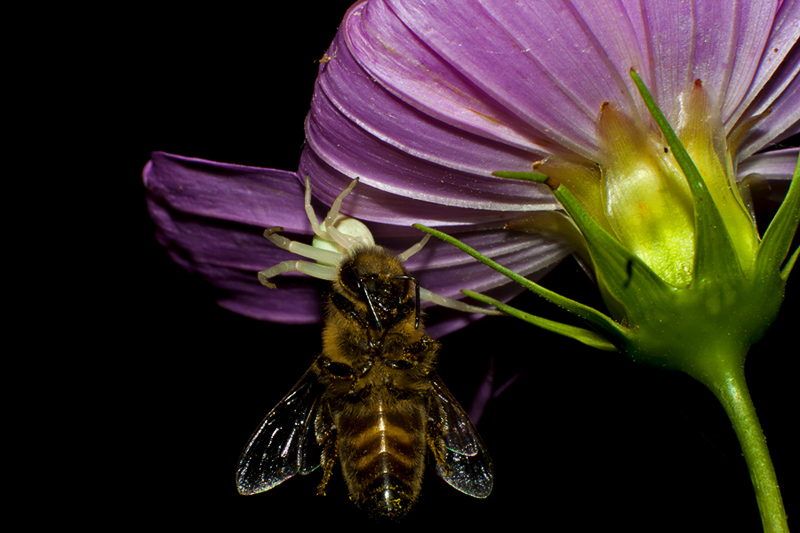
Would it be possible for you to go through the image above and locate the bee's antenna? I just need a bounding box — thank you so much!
[394,275,420,329]
[413,278,420,329]
[357,278,383,330]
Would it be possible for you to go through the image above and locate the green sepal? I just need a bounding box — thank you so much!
[413,223,628,343]
[463,290,618,351]
[782,246,798,281]
[757,151,800,281]
[630,69,743,284]
[490,171,548,182]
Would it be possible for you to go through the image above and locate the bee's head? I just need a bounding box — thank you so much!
[337,247,420,331]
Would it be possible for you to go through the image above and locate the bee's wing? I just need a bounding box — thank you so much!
[429,372,494,498]
[236,367,324,495]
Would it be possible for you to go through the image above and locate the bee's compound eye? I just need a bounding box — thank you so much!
[339,262,361,295]
[325,361,355,378]
[388,359,413,370]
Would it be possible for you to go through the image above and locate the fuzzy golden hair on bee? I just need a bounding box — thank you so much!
[331,245,422,332]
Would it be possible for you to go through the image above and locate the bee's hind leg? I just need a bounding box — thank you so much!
[316,418,339,496]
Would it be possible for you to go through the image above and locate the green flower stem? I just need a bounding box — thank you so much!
[700,357,789,533]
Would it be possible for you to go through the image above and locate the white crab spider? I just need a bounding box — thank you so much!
[258,177,500,316]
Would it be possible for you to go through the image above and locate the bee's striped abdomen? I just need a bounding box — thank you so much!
[337,398,426,520]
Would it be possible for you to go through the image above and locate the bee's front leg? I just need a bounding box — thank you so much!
[392,334,438,369]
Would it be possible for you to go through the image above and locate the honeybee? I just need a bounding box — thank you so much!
[236,178,493,520]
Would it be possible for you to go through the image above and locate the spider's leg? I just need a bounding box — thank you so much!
[263,227,342,266]
[323,178,359,229]
[303,176,326,240]
[397,234,432,262]
[258,260,338,288]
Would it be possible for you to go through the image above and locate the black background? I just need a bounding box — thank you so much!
[103,1,798,530]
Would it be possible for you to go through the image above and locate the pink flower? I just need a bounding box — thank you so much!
[145,1,797,338]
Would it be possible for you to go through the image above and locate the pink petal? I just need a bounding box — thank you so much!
[738,147,799,181]
[305,23,559,218]
[144,151,571,331]
[144,152,324,323]
[728,0,800,129]
[378,0,635,157]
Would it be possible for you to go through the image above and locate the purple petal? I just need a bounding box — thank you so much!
[738,41,800,158]
[144,152,571,333]
[144,152,324,323]
[635,0,778,121]
[737,147,800,213]
[738,147,800,181]
[728,0,800,128]
[298,144,558,226]
[378,0,635,157]
[305,23,559,219]
[344,0,557,153]
[401,227,567,299]
[300,0,797,218]
[144,152,308,230]
[703,1,782,123]
[144,0,795,336]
